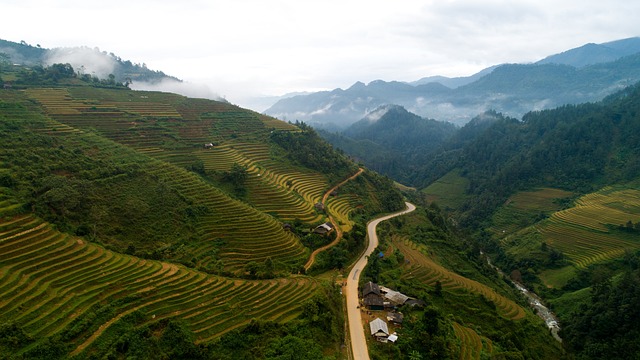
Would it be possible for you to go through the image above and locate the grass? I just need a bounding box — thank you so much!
[490,187,574,237]
[0,82,380,357]
[422,169,470,210]
[507,188,574,211]
[453,322,489,360]
[547,286,591,319]
[538,266,578,289]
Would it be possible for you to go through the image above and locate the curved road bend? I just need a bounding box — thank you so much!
[304,168,364,271]
[346,202,416,360]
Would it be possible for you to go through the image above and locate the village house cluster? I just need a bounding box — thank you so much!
[361,281,425,343]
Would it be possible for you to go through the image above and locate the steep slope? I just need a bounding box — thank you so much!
[359,204,564,359]
[417,83,640,359]
[0,67,404,358]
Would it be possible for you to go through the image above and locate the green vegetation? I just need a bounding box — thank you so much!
[270,121,356,183]
[0,38,176,84]
[0,208,320,359]
[560,251,640,359]
[407,83,640,359]
[320,105,458,184]
[361,202,564,359]
[0,63,406,358]
[421,169,470,210]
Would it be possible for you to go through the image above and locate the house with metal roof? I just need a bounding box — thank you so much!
[369,318,389,341]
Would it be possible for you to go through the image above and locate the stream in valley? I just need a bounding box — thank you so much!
[482,252,562,342]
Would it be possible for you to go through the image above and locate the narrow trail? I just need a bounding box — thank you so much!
[304,168,364,271]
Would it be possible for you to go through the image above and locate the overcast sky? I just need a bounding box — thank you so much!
[2,0,638,110]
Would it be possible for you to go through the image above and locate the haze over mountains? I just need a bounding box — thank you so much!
[0,39,225,101]
[265,37,640,129]
[3,30,640,359]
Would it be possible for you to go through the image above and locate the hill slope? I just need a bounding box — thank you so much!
[416,83,640,359]
[0,64,404,358]
[536,37,640,67]
[320,105,458,183]
[0,38,177,84]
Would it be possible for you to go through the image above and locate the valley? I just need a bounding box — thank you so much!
[2,35,640,359]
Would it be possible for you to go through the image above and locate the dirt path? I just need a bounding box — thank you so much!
[346,202,416,360]
[304,168,364,271]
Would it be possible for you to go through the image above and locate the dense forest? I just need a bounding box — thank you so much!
[561,251,640,359]
[427,83,640,227]
[319,105,457,183]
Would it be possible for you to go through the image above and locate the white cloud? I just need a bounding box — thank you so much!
[129,78,223,102]
[45,47,117,78]
[1,0,638,111]
[365,106,391,123]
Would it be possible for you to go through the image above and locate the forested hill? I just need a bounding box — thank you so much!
[420,83,640,227]
[319,105,457,183]
[0,38,176,84]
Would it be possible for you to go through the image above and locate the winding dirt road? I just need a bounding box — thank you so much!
[303,168,364,271]
[346,202,416,360]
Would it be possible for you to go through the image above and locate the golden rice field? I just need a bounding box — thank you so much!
[0,207,318,356]
[394,237,526,320]
[26,88,332,226]
[453,322,493,360]
[507,188,574,211]
[538,186,640,268]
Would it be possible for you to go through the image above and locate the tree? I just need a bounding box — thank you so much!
[434,280,443,297]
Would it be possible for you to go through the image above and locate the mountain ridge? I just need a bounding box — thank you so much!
[266,37,640,128]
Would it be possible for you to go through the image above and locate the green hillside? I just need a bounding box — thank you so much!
[320,105,458,183]
[360,204,564,359]
[0,63,404,358]
[417,83,640,359]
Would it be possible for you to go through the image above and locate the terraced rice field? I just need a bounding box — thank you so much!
[26,88,329,226]
[453,322,491,360]
[325,194,360,232]
[0,208,318,355]
[539,187,640,268]
[394,237,526,320]
[507,188,574,211]
[492,187,575,237]
[22,89,332,272]
[142,162,309,273]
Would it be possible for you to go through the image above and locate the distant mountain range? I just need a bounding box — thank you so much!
[266,37,640,128]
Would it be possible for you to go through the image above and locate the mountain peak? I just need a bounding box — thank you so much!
[537,37,640,68]
[348,81,366,90]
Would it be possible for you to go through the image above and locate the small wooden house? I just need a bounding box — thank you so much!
[362,281,384,310]
[369,318,390,342]
[380,286,409,306]
[313,222,333,235]
[387,312,404,325]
